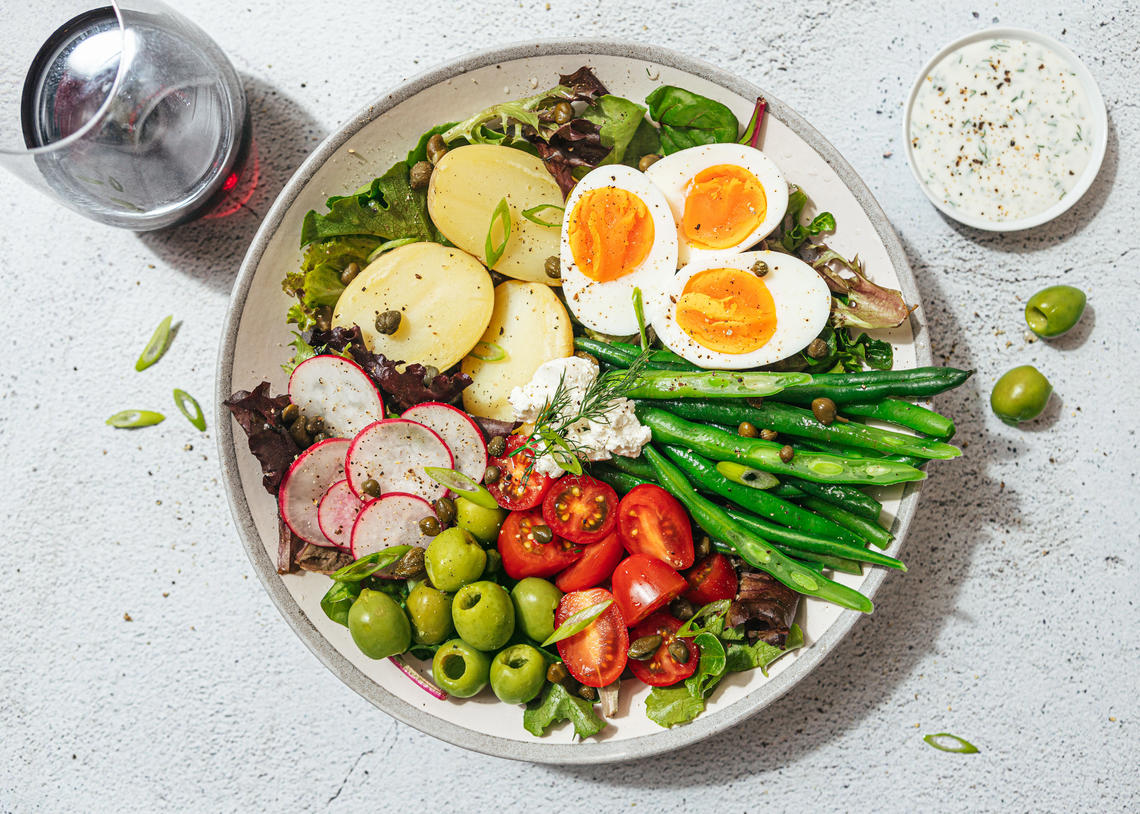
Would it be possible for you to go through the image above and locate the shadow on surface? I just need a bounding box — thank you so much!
[552,236,1014,786]
[137,76,324,294]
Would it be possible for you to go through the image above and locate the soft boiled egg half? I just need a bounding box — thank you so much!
[560,164,678,335]
[645,143,789,266]
[648,250,831,369]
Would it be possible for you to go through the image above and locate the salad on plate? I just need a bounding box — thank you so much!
[226,67,971,739]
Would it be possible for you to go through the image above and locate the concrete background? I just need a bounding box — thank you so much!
[1,0,1136,811]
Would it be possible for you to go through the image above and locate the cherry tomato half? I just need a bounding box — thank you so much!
[684,553,739,606]
[628,612,699,687]
[486,435,553,511]
[555,587,628,688]
[498,509,581,579]
[542,475,619,545]
[555,531,626,593]
[617,484,695,570]
[610,553,687,626]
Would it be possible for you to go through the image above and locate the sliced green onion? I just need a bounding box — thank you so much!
[106,409,165,429]
[541,599,613,647]
[173,388,206,431]
[468,341,507,362]
[716,461,779,490]
[423,466,499,509]
[632,287,648,351]
[923,733,979,754]
[366,237,419,263]
[520,203,564,227]
[135,315,173,371]
[484,197,512,269]
[330,546,412,583]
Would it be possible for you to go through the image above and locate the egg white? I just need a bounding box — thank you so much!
[647,250,831,369]
[644,143,789,266]
[559,165,678,336]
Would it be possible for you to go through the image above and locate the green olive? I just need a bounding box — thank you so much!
[454,497,506,544]
[347,589,411,659]
[432,639,490,698]
[451,581,515,651]
[990,365,1053,426]
[510,577,562,643]
[405,583,453,645]
[424,527,486,592]
[1025,285,1087,338]
[489,644,548,704]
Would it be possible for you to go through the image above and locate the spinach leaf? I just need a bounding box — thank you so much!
[675,599,732,638]
[779,186,836,252]
[622,119,662,168]
[684,632,727,698]
[582,95,650,166]
[645,686,707,728]
[299,161,436,247]
[724,623,804,675]
[320,580,361,627]
[644,86,738,154]
[523,682,607,739]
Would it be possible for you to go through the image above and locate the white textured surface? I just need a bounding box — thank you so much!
[1,0,1136,811]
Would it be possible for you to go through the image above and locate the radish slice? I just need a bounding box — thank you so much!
[351,493,437,559]
[288,355,385,439]
[401,402,488,483]
[278,438,351,547]
[345,419,453,502]
[317,479,364,551]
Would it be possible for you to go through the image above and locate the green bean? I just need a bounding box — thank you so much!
[628,370,811,399]
[611,340,698,370]
[716,514,866,575]
[842,398,956,440]
[661,445,869,548]
[800,497,894,550]
[591,464,648,495]
[638,407,925,486]
[782,477,882,522]
[607,454,656,480]
[571,337,690,371]
[643,447,874,612]
[708,525,863,575]
[772,366,973,405]
[641,399,959,460]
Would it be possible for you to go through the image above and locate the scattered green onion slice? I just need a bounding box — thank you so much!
[520,203,564,227]
[484,197,512,269]
[330,546,412,583]
[632,287,648,351]
[106,410,165,429]
[469,341,507,362]
[541,598,613,647]
[423,467,499,510]
[173,388,206,431]
[366,237,418,263]
[923,733,980,754]
[716,461,779,490]
[135,315,173,371]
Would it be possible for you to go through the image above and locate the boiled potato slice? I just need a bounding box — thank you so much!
[461,281,573,420]
[333,242,493,371]
[428,144,563,285]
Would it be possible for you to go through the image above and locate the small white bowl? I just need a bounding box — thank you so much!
[903,27,1107,232]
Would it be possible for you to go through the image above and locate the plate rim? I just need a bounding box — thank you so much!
[215,38,932,765]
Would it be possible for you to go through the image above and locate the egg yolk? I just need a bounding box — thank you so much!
[675,267,777,354]
[681,164,767,250]
[568,187,655,282]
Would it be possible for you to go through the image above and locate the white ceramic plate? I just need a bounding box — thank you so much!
[217,41,930,764]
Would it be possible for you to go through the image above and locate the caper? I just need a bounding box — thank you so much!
[551,100,574,125]
[419,516,442,537]
[779,445,795,463]
[638,153,661,172]
[750,259,769,277]
[311,432,331,444]
[282,403,300,424]
[360,479,382,498]
[544,255,561,279]
[421,365,439,388]
[426,133,448,165]
[695,535,712,559]
[532,524,553,544]
[434,496,457,526]
[390,546,426,579]
[668,640,691,664]
[289,416,311,446]
[375,309,402,335]
[760,428,778,441]
[483,465,501,485]
[806,337,830,359]
[487,436,506,457]
[314,306,332,333]
[409,160,433,190]
[811,397,838,426]
[546,662,569,684]
[305,415,325,435]
[738,421,759,438]
[628,634,663,661]
[577,684,597,701]
[669,597,696,621]
[482,549,502,578]
[340,262,361,286]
